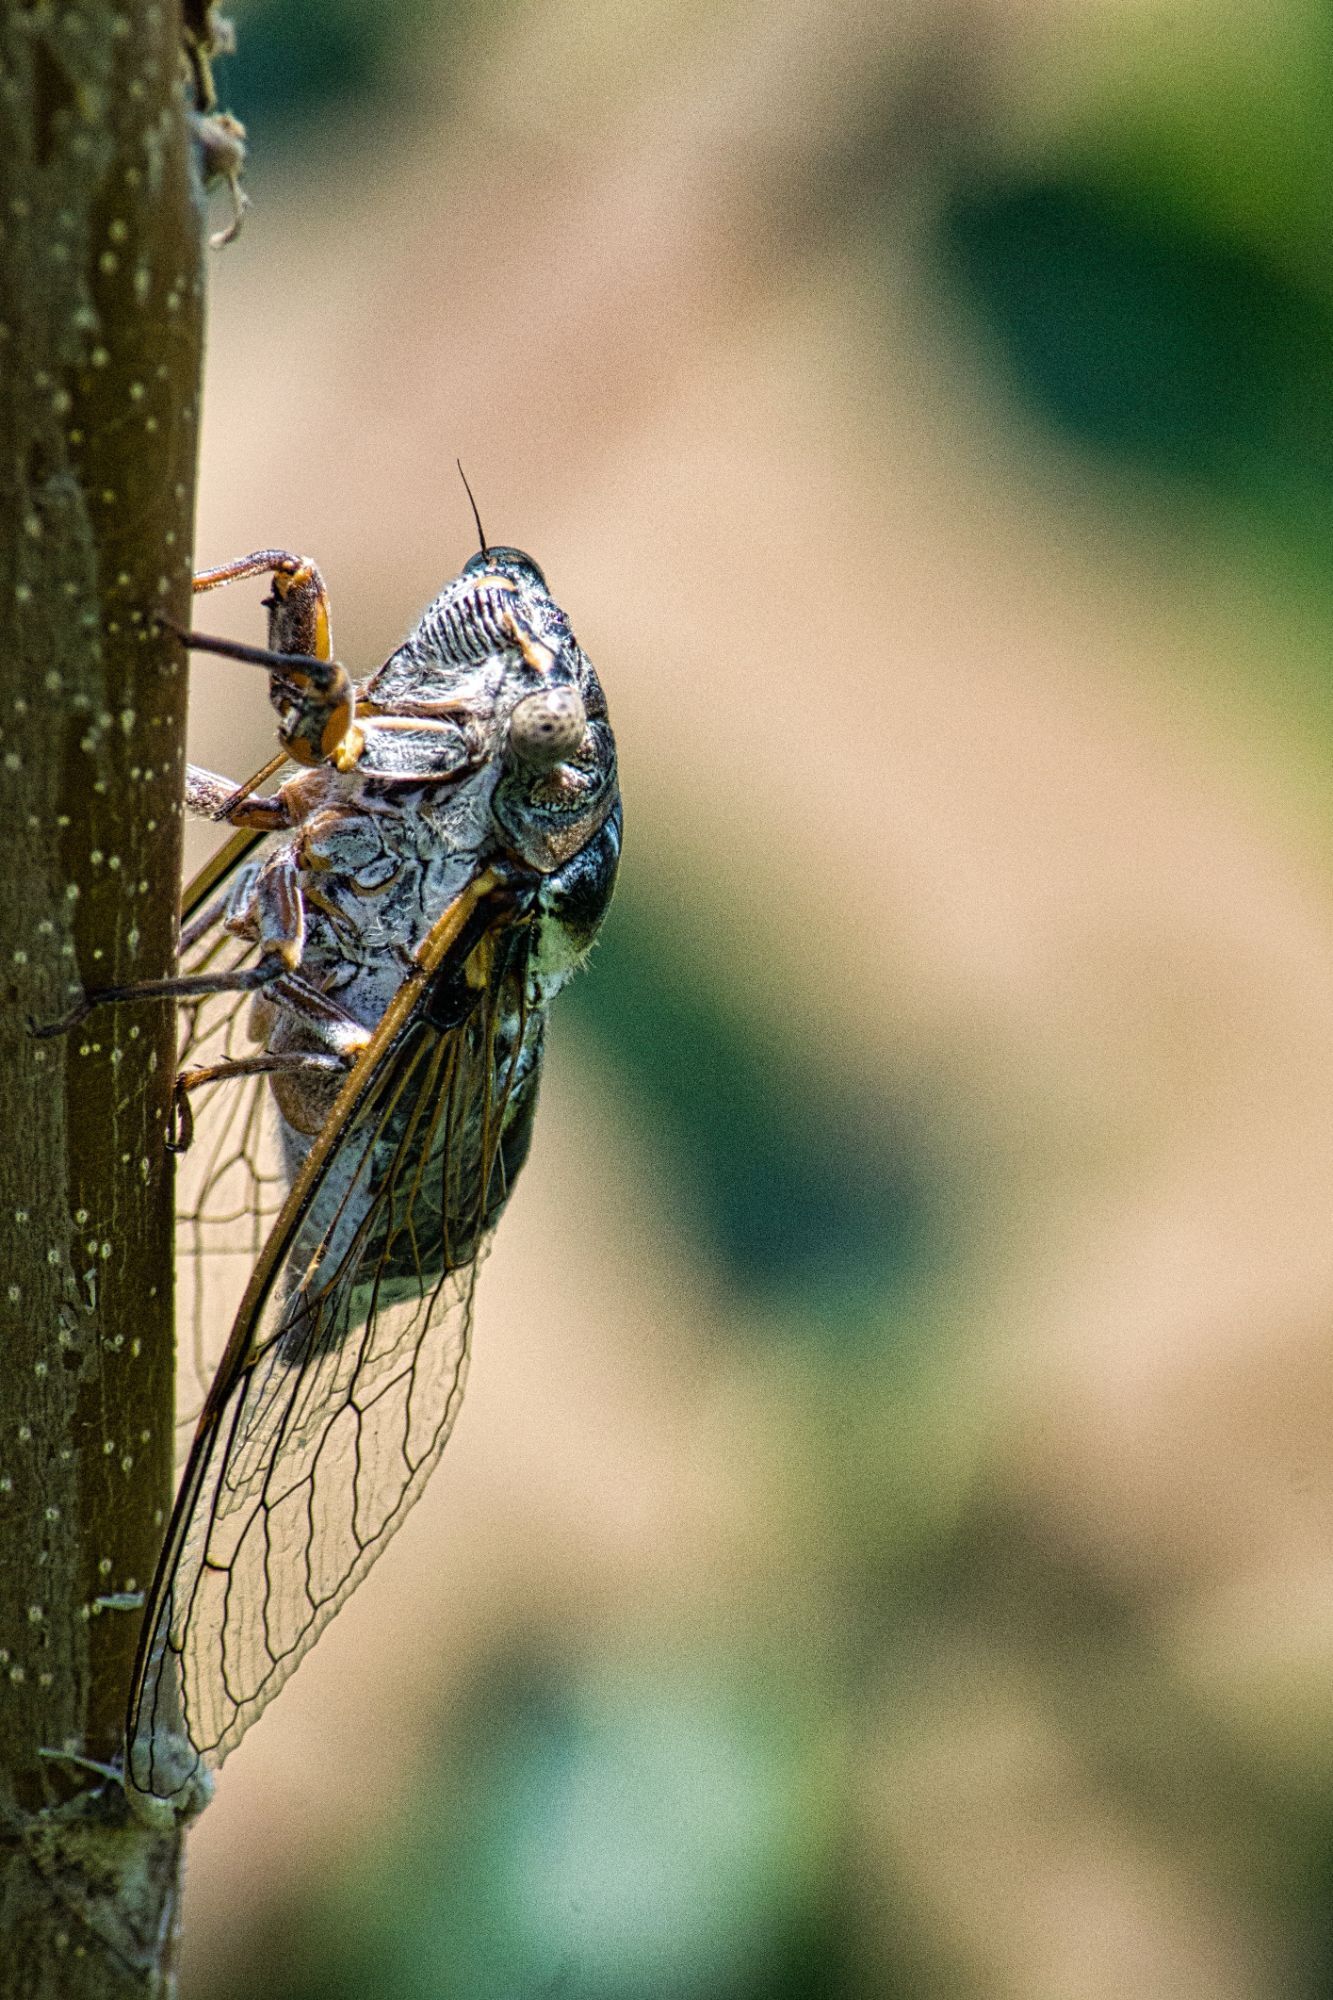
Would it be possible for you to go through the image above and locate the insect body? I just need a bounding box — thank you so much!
[120,542,620,1814]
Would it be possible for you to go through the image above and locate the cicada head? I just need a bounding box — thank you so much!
[472,552,616,875]
[361,546,617,871]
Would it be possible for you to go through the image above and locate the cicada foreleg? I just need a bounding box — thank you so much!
[174,549,365,777]
[193,549,335,663]
[176,553,349,825]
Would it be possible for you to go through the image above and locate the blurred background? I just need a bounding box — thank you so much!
[176,1,1333,1993]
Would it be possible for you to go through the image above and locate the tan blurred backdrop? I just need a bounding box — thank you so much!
[177,2,1333,1995]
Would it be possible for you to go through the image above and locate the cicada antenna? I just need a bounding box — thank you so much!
[456,459,489,558]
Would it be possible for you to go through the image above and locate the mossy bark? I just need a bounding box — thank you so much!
[0,3,207,1991]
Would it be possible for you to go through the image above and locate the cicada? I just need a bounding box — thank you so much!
[65,532,620,1813]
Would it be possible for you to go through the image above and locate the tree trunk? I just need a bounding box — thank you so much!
[0,2,208,1991]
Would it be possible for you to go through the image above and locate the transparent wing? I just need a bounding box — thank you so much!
[129,876,540,1806]
[173,831,289,1445]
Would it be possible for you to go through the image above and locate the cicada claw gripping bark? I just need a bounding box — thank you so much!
[69,535,622,1814]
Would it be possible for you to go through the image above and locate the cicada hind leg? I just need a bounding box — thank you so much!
[167,1049,350,1154]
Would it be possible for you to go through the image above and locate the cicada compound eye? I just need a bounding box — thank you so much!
[507,685,586,770]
